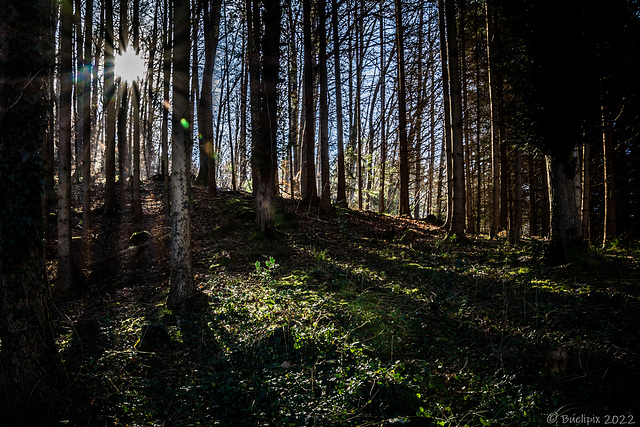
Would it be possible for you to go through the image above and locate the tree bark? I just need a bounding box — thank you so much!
[56,0,74,293]
[319,0,331,213]
[82,0,93,236]
[132,0,143,220]
[444,0,466,240]
[104,0,117,215]
[161,0,172,214]
[602,107,616,246]
[167,0,196,310]
[546,152,582,264]
[0,2,63,418]
[581,143,590,240]
[396,0,411,217]
[438,0,452,227]
[486,0,500,238]
[302,0,318,206]
[333,0,347,204]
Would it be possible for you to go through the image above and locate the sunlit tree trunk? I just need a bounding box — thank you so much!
[167,0,196,310]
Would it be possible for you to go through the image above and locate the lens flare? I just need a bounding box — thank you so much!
[114,47,145,82]
[180,118,189,129]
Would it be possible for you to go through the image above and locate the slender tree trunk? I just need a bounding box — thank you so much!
[82,0,93,235]
[57,0,74,293]
[162,0,172,214]
[287,0,299,198]
[118,0,130,208]
[444,0,466,240]
[333,0,347,204]
[302,0,318,206]
[198,0,223,194]
[104,0,118,214]
[0,5,63,411]
[486,0,500,237]
[396,0,411,217]
[319,0,331,213]
[438,0,452,227]
[146,0,159,183]
[239,32,248,189]
[510,148,522,241]
[540,155,550,237]
[132,0,143,220]
[581,143,590,240]
[378,4,387,213]
[529,153,539,236]
[167,0,196,310]
[602,108,616,246]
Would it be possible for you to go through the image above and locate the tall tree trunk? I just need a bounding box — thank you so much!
[239,31,248,189]
[167,0,196,310]
[162,0,172,214]
[302,0,318,206]
[319,0,331,213]
[132,0,143,220]
[486,0,500,237]
[249,0,281,236]
[602,108,616,246]
[546,151,582,264]
[198,0,223,194]
[118,0,130,208]
[581,143,590,240]
[396,0,411,217]
[82,0,94,235]
[510,148,522,241]
[104,0,118,214]
[0,5,63,413]
[333,0,347,204]
[438,0,452,227]
[444,0,466,240]
[146,0,159,184]
[378,3,387,213]
[529,153,539,236]
[540,155,550,237]
[57,0,74,293]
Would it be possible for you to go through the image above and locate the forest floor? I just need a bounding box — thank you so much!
[47,180,640,426]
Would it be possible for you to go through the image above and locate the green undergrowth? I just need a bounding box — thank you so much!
[53,192,640,426]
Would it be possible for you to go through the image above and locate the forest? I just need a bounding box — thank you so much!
[1,0,639,425]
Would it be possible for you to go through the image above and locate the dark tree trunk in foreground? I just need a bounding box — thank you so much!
[167,0,196,310]
[0,2,63,420]
[82,0,94,234]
